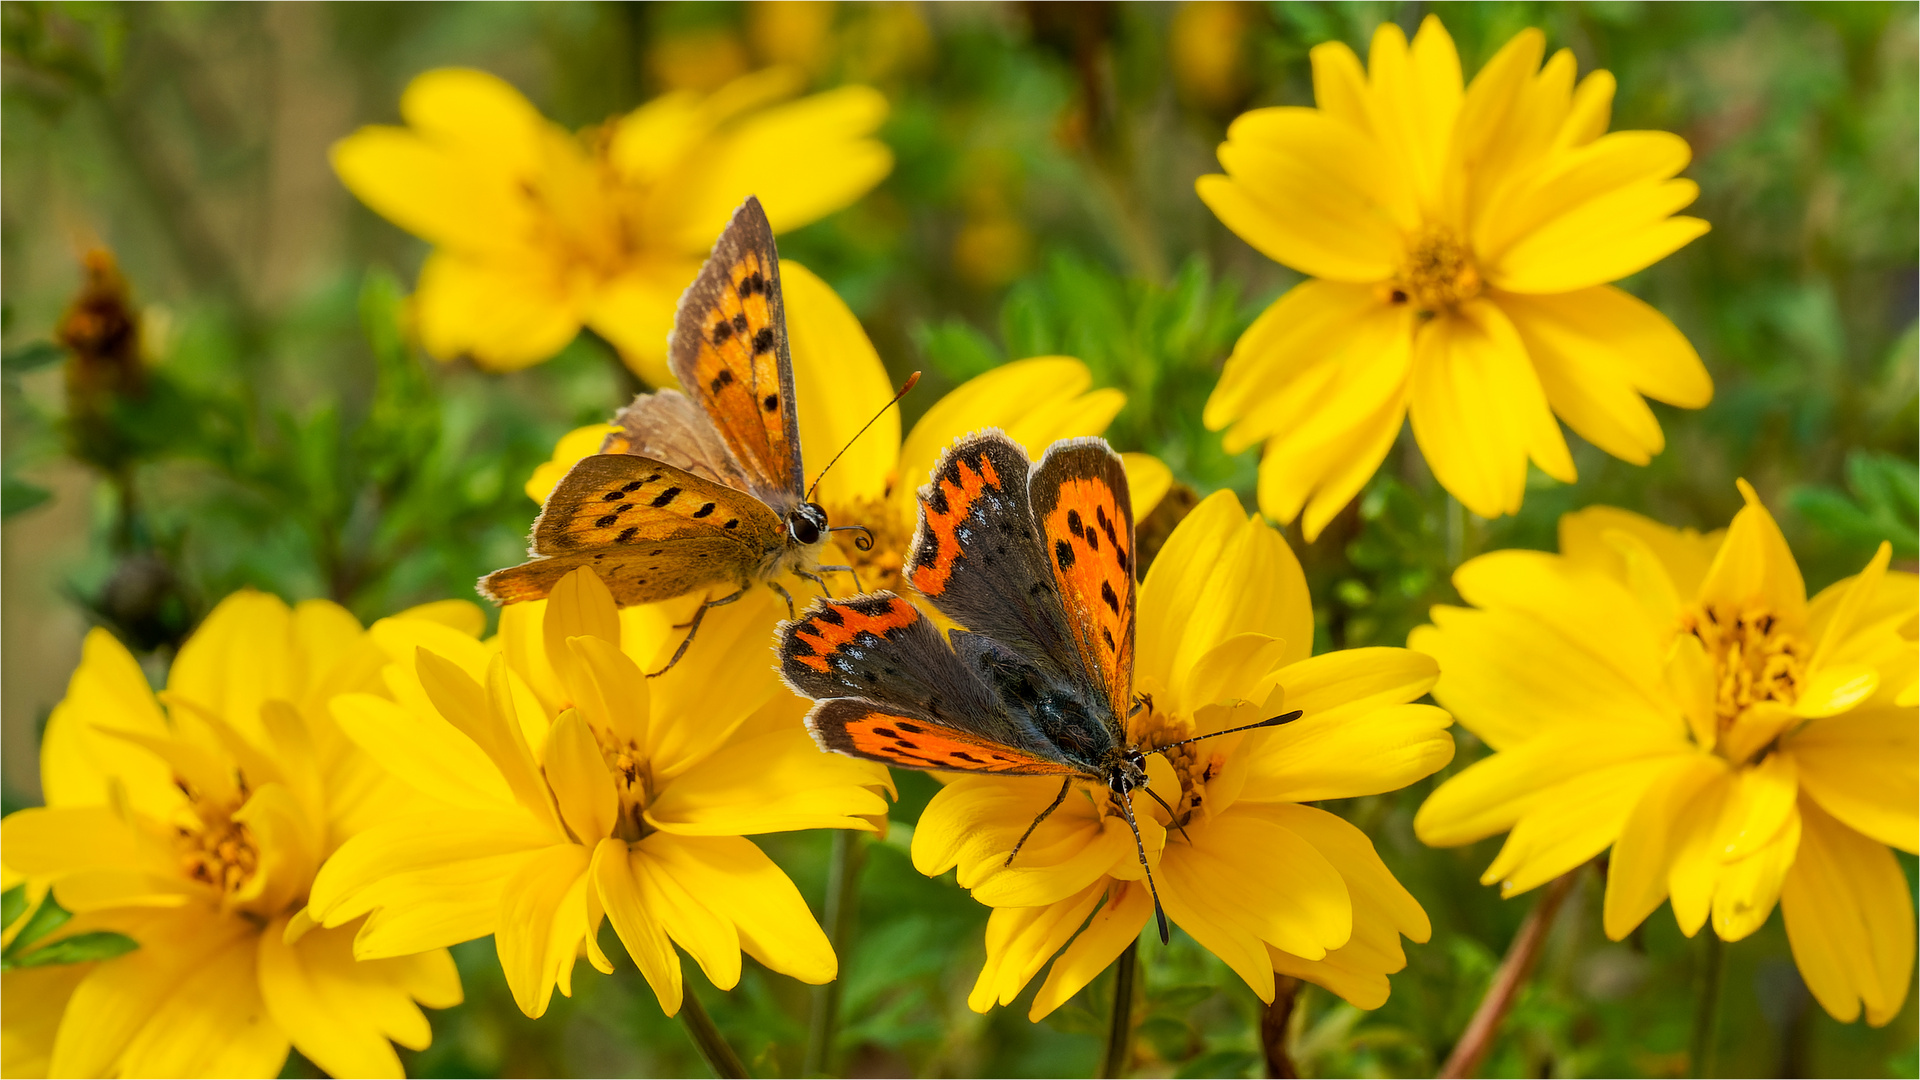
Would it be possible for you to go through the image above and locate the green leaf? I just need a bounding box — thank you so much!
[2,340,64,374]
[7,930,140,969]
[3,474,53,519]
[2,891,71,958]
[1,884,26,932]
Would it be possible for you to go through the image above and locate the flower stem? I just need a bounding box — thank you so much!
[1100,939,1139,1079]
[804,830,866,1077]
[1689,932,1725,1079]
[1259,976,1303,1078]
[1438,869,1579,1079]
[678,987,748,1079]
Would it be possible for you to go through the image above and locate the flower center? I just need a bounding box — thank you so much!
[1131,708,1218,829]
[173,782,260,899]
[1389,226,1482,316]
[1680,602,1809,757]
[825,493,912,597]
[599,733,656,842]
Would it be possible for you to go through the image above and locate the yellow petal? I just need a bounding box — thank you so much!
[1480,755,1677,897]
[1239,703,1453,805]
[105,921,289,1079]
[659,86,892,252]
[646,728,887,836]
[1666,770,1731,936]
[1788,707,1918,853]
[39,628,179,819]
[649,834,836,985]
[0,805,149,879]
[1205,279,1381,435]
[1121,453,1171,521]
[1272,647,1438,720]
[495,843,592,1017]
[1697,479,1807,625]
[166,589,294,746]
[1407,304,1558,519]
[545,710,619,843]
[1415,730,1684,848]
[1557,505,1724,601]
[585,264,696,387]
[1665,631,1719,753]
[591,838,683,1015]
[1806,541,1894,676]
[1477,131,1693,261]
[1161,810,1352,961]
[897,357,1123,504]
[1137,491,1250,697]
[258,918,423,1079]
[527,424,620,503]
[330,113,538,254]
[630,835,741,990]
[1308,41,1370,129]
[781,259,899,507]
[969,881,1107,1012]
[1715,750,1799,861]
[331,693,514,810]
[1196,172,1395,283]
[1028,882,1154,1021]
[412,251,582,370]
[1709,798,1798,942]
[1489,179,1709,294]
[1261,803,1429,942]
[1780,797,1915,1026]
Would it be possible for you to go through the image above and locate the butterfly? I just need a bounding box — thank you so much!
[482,196,885,674]
[776,431,1299,942]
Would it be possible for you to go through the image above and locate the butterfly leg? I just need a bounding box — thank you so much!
[814,564,866,593]
[796,568,833,599]
[1004,777,1074,867]
[648,587,747,678]
[765,579,796,620]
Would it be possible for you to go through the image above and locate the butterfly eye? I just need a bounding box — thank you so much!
[788,504,828,546]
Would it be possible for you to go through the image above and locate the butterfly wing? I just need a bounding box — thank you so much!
[604,388,750,492]
[1028,438,1136,726]
[667,196,804,508]
[903,431,1080,682]
[779,593,1076,774]
[480,454,782,604]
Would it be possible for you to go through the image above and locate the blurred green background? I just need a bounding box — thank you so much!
[2,2,1915,1076]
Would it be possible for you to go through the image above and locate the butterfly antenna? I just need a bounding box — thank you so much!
[828,524,876,552]
[806,371,922,505]
[1116,788,1171,944]
[1154,710,1303,753]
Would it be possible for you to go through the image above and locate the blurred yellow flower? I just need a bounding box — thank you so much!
[527,260,1171,595]
[307,568,891,1017]
[0,592,466,1078]
[913,492,1454,1017]
[1199,16,1712,537]
[1413,483,1917,1025]
[333,67,892,382]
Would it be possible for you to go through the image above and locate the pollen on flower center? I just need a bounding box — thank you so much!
[1681,602,1808,744]
[1390,226,1483,315]
[1133,710,1216,828]
[173,782,260,898]
[599,733,655,842]
[826,493,911,596]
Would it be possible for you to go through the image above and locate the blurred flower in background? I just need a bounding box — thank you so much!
[1170,1,1254,116]
[1200,15,1713,537]
[307,568,889,1018]
[527,261,1169,597]
[1414,483,1917,1025]
[0,592,466,1078]
[916,492,1453,1018]
[332,67,891,383]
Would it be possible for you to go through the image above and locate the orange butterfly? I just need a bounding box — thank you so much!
[482,197,880,672]
[777,432,1299,940]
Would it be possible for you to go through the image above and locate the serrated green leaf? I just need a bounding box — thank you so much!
[7,930,139,969]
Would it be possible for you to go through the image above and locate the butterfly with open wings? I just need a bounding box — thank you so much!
[776,431,1300,941]
[482,196,887,673]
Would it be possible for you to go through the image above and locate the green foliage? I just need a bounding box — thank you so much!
[0,887,139,971]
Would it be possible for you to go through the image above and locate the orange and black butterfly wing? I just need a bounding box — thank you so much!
[667,196,803,507]
[903,431,1080,682]
[778,593,1079,774]
[1028,438,1136,727]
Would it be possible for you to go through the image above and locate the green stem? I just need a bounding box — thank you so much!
[678,988,748,1079]
[804,830,865,1077]
[1100,940,1139,1079]
[1690,932,1725,1079]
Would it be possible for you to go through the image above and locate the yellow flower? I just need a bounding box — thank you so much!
[306,567,891,1018]
[1198,16,1712,537]
[912,491,1455,1017]
[333,67,891,382]
[0,591,467,1078]
[527,261,1171,594]
[1412,482,1918,1025]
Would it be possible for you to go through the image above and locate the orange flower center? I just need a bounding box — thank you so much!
[174,783,260,899]
[825,493,912,597]
[1389,226,1482,316]
[1132,708,1216,829]
[1680,602,1808,755]
[598,732,656,842]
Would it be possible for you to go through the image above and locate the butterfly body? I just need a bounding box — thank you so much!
[483,197,854,664]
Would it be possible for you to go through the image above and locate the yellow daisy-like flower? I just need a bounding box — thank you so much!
[306,567,890,1018]
[1413,482,1917,1025]
[1198,16,1713,537]
[334,67,891,382]
[912,491,1455,1018]
[0,592,468,1078]
[528,261,1171,593]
